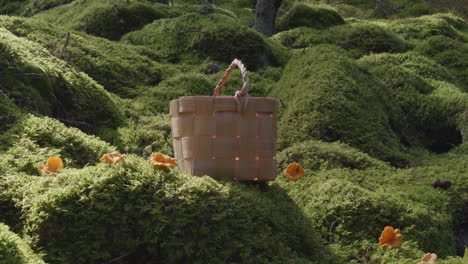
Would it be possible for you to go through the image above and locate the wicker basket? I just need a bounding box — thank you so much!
[170,59,279,181]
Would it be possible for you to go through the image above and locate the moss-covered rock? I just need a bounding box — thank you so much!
[388,13,466,40]
[274,22,410,57]
[0,115,114,230]
[111,115,173,156]
[358,52,454,83]
[0,0,76,16]
[17,156,324,264]
[415,36,468,92]
[0,16,163,97]
[391,0,431,17]
[122,12,289,69]
[135,73,214,113]
[0,115,115,168]
[34,0,173,40]
[359,51,467,152]
[132,66,278,116]
[0,27,123,128]
[278,178,405,244]
[270,45,407,166]
[365,64,466,152]
[0,223,46,264]
[276,140,389,172]
[276,158,462,257]
[276,3,345,32]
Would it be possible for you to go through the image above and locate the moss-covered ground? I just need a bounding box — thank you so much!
[0,0,467,263]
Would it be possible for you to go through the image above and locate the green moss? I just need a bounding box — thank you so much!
[0,1,29,15]
[0,115,115,168]
[0,138,58,230]
[0,15,163,97]
[277,178,405,244]
[388,13,465,40]
[122,12,288,69]
[134,64,279,114]
[276,158,462,256]
[277,140,389,172]
[112,115,173,156]
[17,156,325,264]
[330,240,467,264]
[0,27,124,128]
[276,4,345,32]
[390,0,431,17]
[274,22,410,57]
[34,0,173,40]
[0,91,23,133]
[364,62,466,152]
[270,45,407,166]
[415,36,468,91]
[358,52,454,83]
[135,73,213,113]
[0,223,46,264]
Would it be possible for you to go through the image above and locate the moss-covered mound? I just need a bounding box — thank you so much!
[109,114,173,156]
[358,52,454,83]
[276,3,345,32]
[388,13,466,40]
[134,68,275,114]
[0,0,77,16]
[276,140,389,172]
[270,45,407,165]
[0,114,326,264]
[274,143,468,259]
[135,73,214,113]
[0,223,46,264]
[359,53,466,152]
[0,16,163,97]
[34,0,173,40]
[415,36,468,91]
[0,27,123,128]
[0,115,113,230]
[13,157,324,264]
[274,22,410,57]
[276,172,457,256]
[122,12,289,69]
[0,115,115,168]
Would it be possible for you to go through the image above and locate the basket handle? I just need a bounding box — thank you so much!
[213,59,250,97]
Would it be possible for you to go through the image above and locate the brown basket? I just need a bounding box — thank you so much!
[170,59,279,181]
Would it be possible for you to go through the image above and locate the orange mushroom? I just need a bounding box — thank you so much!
[37,157,63,174]
[149,152,177,169]
[418,253,437,264]
[378,226,402,248]
[285,163,304,181]
[99,152,127,165]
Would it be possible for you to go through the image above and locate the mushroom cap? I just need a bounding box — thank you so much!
[46,157,63,172]
[149,152,177,168]
[100,152,127,165]
[378,226,402,248]
[420,253,437,263]
[285,163,304,180]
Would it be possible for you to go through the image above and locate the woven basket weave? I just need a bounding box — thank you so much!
[170,59,279,181]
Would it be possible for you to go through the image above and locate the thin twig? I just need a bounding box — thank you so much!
[100,251,134,264]
[60,32,71,59]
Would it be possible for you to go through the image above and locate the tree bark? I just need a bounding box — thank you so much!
[254,0,282,37]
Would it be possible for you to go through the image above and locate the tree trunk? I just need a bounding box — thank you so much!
[254,0,281,37]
